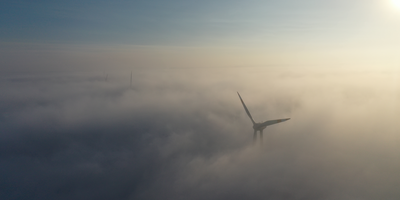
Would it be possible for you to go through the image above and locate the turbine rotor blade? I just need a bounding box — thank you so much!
[237,92,256,125]
[260,118,290,127]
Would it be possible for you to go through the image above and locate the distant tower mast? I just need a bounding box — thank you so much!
[130,71,132,89]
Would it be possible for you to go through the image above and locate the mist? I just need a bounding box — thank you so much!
[1,67,400,200]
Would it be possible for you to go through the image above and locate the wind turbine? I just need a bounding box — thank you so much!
[237,92,290,145]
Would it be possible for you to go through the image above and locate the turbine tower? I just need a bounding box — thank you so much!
[237,92,290,145]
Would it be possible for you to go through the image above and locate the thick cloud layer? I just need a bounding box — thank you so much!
[1,68,400,200]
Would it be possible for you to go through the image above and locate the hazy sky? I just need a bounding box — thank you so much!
[2,1,400,200]
[1,0,400,71]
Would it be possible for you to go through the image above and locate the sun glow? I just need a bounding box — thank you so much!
[392,0,400,9]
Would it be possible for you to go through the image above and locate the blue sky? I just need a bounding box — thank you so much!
[1,0,399,71]
[0,0,384,45]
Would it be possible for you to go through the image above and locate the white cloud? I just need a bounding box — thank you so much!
[1,67,400,199]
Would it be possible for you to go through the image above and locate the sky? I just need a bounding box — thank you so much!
[2,0,400,200]
[1,0,400,71]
